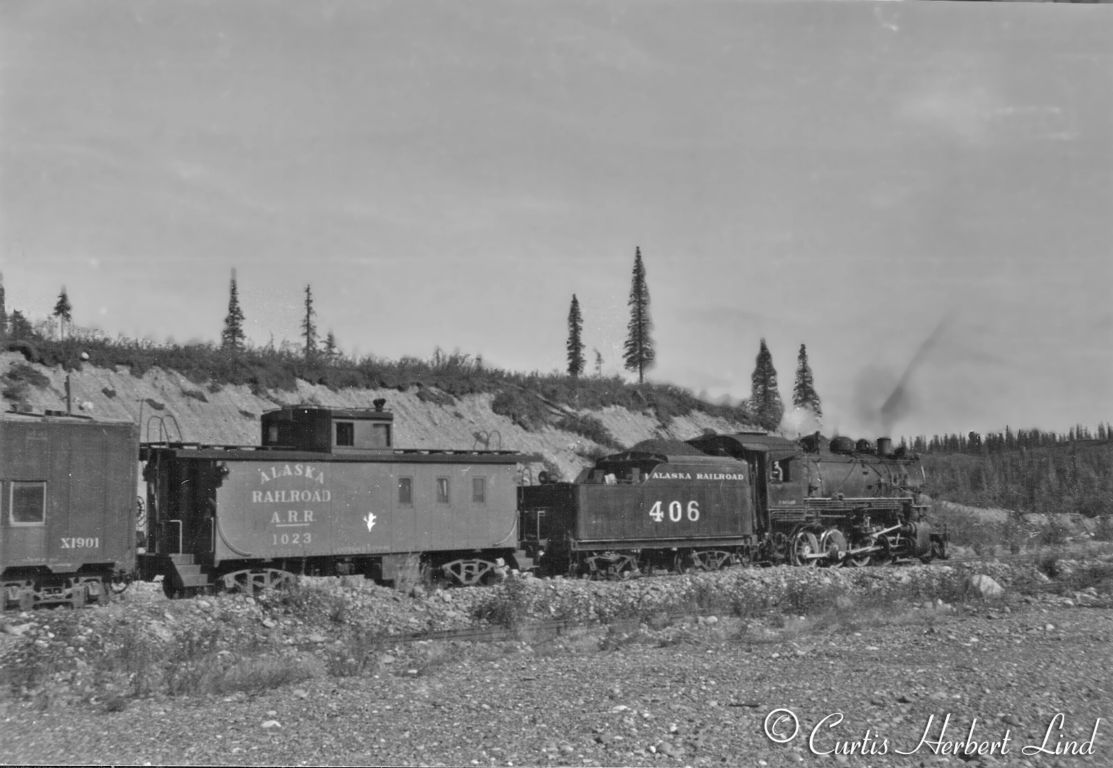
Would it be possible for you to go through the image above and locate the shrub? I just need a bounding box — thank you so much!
[554,413,620,449]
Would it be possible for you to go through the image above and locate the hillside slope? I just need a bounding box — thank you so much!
[0,352,754,480]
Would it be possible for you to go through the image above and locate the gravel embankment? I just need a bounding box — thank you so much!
[2,558,1111,767]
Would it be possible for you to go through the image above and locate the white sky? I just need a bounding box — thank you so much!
[2,0,1111,441]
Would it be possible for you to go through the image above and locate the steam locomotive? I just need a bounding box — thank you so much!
[518,432,947,577]
[1,402,945,609]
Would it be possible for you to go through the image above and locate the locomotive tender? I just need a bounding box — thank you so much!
[518,431,946,577]
[2,400,946,609]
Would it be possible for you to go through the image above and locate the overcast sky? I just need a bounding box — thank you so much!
[2,0,1111,441]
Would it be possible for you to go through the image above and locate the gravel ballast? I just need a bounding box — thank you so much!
[2,558,1111,767]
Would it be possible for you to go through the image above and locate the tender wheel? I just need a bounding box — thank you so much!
[818,529,847,568]
[682,549,733,572]
[791,530,821,567]
[586,552,638,580]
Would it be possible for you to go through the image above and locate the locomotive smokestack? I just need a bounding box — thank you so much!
[877,437,893,457]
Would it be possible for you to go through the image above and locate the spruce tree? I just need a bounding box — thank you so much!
[566,294,585,378]
[323,330,339,361]
[0,271,7,337]
[301,284,318,361]
[750,338,784,431]
[623,246,655,384]
[791,343,822,418]
[8,310,32,340]
[221,270,247,351]
[53,286,73,339]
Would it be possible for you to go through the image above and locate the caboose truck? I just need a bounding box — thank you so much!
[1,412,137,611]
[139,402,534,597]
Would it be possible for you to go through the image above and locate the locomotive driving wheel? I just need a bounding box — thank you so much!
[818,529,847,568]
[790,530,821,567]
[871,533,894,565]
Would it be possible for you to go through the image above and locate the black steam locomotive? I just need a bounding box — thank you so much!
[518,431,947,577]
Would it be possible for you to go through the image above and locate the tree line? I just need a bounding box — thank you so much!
[562,247,822,431]
[908,425,1113,455]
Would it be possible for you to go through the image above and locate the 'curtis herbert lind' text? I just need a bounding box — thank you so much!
[764,710,1101,758]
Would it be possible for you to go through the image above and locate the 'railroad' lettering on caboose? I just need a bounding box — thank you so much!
[257,463,327,485]
[252,489,332,503]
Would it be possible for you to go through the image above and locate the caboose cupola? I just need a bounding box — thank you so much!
[260,405,393,453]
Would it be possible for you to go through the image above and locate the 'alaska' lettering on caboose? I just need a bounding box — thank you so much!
[650,472,692,480]
[257,464,327,485]
[252,489,332,503]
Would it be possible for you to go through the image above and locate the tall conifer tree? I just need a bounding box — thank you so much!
[53,286,73,339]
[301,284,318,360]
[623,246,654,384]
[221,270,247,351]
[566,294,585,378]
[0,271,6,337]
[750,338,784,431]
[792,343,822,418]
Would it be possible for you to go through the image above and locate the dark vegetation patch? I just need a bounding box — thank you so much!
[8,336,755,430]
[554,413,620,449]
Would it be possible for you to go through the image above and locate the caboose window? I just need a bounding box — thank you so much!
[370,423,391,448]
[472,477,486,504]
[335,422,354,447]
[10,481,46,526]
[436,477,450,503]
[398,477,413,505]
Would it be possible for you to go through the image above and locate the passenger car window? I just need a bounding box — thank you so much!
[398,477,413,505]
[436,477,450,503]
[472,477,486,504]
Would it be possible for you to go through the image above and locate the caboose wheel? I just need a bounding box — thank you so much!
[790,530,821,567]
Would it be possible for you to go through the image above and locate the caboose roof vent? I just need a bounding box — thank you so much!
[373,398,387,412]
